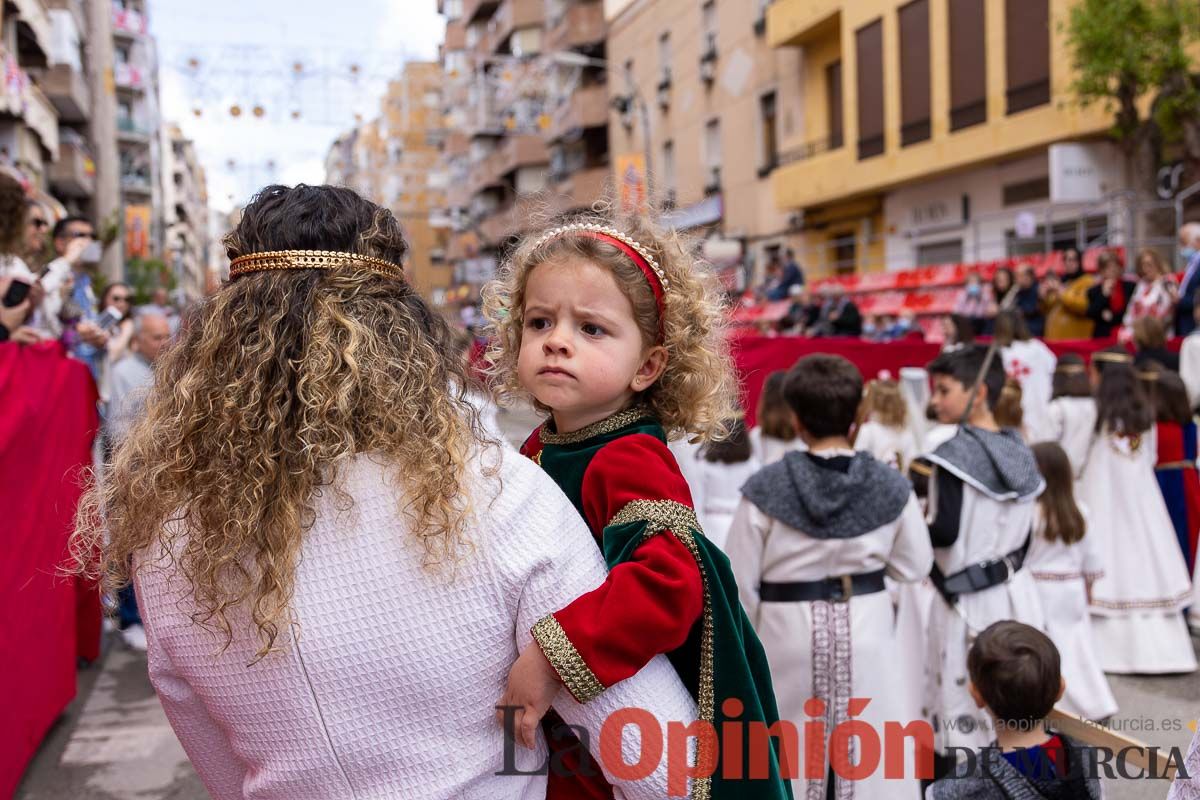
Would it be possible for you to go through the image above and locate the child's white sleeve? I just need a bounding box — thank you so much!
[724,497,769,625]
[886,493,934,581]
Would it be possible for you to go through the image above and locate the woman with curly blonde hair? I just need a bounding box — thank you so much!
[483,210,791,799]
[70,185,693,800]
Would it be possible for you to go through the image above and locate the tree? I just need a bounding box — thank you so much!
[124,256,175,305]
[1065,0,1200,198]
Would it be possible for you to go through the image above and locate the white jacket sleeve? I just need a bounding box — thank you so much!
[510,476,697,800]
[723,497,769,626]
[135,569,249,799]
[1182,335,1200,410]
[885,493,935,581]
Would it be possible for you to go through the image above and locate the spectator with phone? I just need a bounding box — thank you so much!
[0,275,41,344]
[105,310,171,651]
[97,282,135,406]
[40,215,109,375]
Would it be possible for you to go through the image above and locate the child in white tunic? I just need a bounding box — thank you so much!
[693,417,761,550]
[855,373,918,472]
[727,354,933,800]
[994,310,1058,442]
[1027,442,1118,720]
[749,370,807,465]
[1078,348,1196,674]
[923,346,1046,762]
[1044,354,1097,483]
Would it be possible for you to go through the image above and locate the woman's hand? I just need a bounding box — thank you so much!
[496,643,561,749]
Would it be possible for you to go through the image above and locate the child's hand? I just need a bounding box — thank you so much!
[496,643,561,749]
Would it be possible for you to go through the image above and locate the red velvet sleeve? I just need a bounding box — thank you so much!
[540,434,704,699]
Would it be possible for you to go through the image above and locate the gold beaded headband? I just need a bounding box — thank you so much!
[228,249,404,281]
[1055,364,1087,374]
[528,224,669,294]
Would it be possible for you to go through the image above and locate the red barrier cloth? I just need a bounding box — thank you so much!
[731,336,1147,427]
[0,341,99,798]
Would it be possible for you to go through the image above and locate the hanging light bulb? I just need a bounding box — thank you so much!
[192,108,202,118]
[252,105,265,118]
[229,104,242,117]
[292,61,304,74]
[291,110,301,120]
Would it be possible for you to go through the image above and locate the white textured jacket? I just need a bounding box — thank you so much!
[134,446,697,799]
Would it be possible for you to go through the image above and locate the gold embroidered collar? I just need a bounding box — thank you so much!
[539,407,652,446]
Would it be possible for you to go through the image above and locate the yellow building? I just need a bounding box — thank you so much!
[768,0,1143,276]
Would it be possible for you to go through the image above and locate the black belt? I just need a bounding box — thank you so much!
[759,568,887,603]
[930,538,1030,604]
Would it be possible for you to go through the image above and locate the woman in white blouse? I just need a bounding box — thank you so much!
[71,185,694,800]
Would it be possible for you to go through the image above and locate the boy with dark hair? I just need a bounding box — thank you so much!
[728,354,933,799]
[927,621,1100,799]
[923,345,1046,767]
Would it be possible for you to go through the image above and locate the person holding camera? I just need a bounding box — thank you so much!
[0,275,41,344]
[39,215,110,375]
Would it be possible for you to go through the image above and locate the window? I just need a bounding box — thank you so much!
[898,0,931,146]
[916,239,964,266]
[855,19,885,160]
[826,61,844,149]
[949,0,987,130]
[1002,176,1050,206]
[705,119,721,193]
[662,140,676,206]
[832,234,857,275]
[1005,0,1050,113]
[758,91,778,173]
[702,1,717,51]
[658,32,671,80]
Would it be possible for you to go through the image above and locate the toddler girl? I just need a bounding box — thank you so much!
[854,372,917,471]
[484,213,791,799]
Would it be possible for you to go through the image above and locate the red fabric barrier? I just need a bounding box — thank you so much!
[732,335,1140,427]
[0,341,99,798]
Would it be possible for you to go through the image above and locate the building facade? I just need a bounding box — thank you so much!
[112,0,163,266]
[605,0,805,288]
[766,0,1147,277]
[436,0,610,300]
[160,122,209,303]
[323,62,452,301]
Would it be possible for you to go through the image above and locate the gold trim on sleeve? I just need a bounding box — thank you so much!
[608,498,714,800]
[531,614,607,704]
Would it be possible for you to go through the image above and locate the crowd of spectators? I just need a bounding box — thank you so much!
[745,222,1200,346]
[0,169,184,653]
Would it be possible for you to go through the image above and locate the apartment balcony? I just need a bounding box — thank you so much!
[494,133,548,178]
[113,61,147,93]
[547,83,607,142]
[545,1,604,53]
[480,193,539,245]
[116,117,152,144]
[49,135,94,197]
[10,0,52,67]
[547,164,608,214]
[111,4,148,38]
[120,172,152,197]
[766,0,839,48]
[461,0,498,25]
[444,19,467,50]
[41,62,90,123]
[46,0,86,42]
[488,0,542,55]
[469,154,504,198]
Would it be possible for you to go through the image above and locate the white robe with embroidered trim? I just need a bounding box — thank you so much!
[1076,428,1197,674]
[726,489,933,800]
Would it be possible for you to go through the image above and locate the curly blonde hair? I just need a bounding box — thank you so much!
[482,208,738,442]
[70,185,489,660]
[864,378,907,428]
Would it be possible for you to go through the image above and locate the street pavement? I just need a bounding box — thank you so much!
[16,404,1200,799]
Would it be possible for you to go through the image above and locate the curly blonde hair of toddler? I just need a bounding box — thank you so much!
[482,209,739,443]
